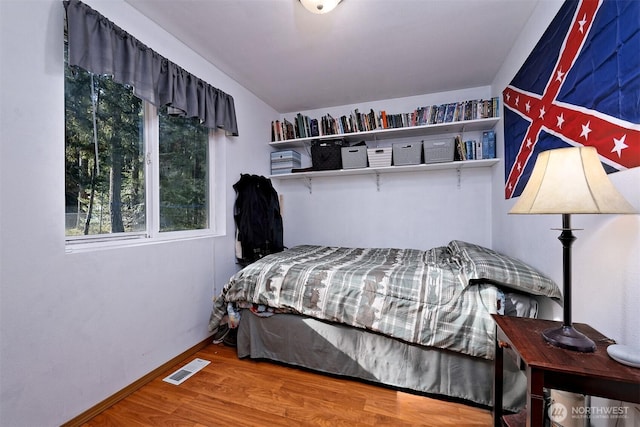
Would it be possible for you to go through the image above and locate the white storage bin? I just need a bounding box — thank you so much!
[367,147,393,168]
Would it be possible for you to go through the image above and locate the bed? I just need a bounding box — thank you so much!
[208,240,561,411]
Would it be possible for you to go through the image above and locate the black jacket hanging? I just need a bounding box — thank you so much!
[233,174,284,266]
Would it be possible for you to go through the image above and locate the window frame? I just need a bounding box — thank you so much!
[65,100,225,253]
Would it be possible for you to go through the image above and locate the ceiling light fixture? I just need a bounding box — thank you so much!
[299,0,342,15]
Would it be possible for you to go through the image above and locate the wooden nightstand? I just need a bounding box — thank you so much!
[492,315,640,427]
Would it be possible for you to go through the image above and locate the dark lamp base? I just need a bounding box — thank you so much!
[542,325,596,353]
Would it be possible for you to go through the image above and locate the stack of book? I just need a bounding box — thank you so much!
[454,130,496,161]
[405,98,499,126]
[271,113,320,141]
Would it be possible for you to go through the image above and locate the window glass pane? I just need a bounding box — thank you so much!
[65,62,145,236]
[158,108,209,232]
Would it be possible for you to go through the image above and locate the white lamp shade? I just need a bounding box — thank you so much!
[509,146,637,214]
[299,0,342,14]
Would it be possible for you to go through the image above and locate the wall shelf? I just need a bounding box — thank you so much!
[269,117,500,149]
[270,158,500,192]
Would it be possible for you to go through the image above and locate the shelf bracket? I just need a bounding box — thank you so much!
[456,166,462,189]
[375,171,381,192]
[304,176,312,194]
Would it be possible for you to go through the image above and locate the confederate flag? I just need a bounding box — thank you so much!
[503,0,640,199]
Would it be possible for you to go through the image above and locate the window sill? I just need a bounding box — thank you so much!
[65,230,225,254]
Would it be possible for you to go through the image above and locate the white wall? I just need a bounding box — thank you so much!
[2,1,637,425]
[277,87,497,250]
[0,1,274,425]
[491,2,640,424]
[491,0,640,346]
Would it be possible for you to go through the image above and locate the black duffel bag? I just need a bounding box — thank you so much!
[311,139,344,170]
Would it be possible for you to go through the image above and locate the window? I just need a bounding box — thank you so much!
[158,107,209,232]
[65,49,217,246]
[65,68,146,237]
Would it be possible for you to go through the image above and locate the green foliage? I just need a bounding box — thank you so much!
[64,64,145,236]
[158,109,208,232]
[64,63,210,236]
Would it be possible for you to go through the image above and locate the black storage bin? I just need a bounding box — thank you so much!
[311,139,344,170]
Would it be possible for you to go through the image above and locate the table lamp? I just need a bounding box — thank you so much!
[509,146,637,352]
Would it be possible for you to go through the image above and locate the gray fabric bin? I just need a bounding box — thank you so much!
[392,142,422,165]
[341,146,368,169]
[424,139,455,163]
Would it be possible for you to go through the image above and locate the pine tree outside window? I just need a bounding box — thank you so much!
[64,37,219,248]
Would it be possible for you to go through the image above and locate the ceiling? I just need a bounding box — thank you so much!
[125,0,539,114]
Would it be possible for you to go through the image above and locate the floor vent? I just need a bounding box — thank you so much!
[162,358,210,385]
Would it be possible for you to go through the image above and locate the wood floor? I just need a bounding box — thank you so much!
[83,343,492,426]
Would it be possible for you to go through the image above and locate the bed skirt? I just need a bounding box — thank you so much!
[236,310,526,412]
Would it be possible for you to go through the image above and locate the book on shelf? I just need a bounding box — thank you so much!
[464,100,472,121]
[307,118,314,137]
[270,96,500,142]
[283,118,295,140]
[444,102,457,123]
[368,108,379,131]
[297,115,303,139]
[435,104,447,124]
[454,103,463,122]
[339,115,350,133]
[310,118,319,137]
[465,140,475,160]
[414,108,425,126]
[321,114,338,136]
[482,130,496,159]
[428,105,438,124]
[454,135,466,161]
[475,140,483,159]
[271,120,279,142]
[413,108,420,126]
